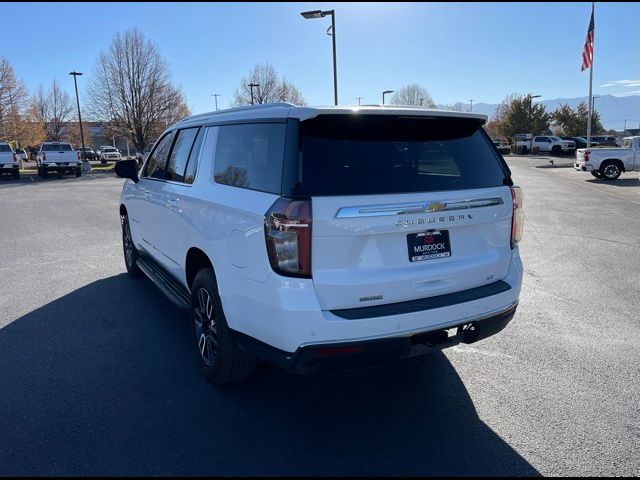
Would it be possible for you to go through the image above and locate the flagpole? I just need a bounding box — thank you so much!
[586,1,594,147]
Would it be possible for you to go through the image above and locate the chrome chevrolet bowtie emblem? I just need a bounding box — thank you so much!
[425,201,446,213]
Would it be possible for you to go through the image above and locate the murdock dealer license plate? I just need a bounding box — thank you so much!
[407,230,451,262]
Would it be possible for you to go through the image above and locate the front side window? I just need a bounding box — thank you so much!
[213,123,286,194]
[166,128,199,183]
[0,144,12,153]
[142,132,173,179]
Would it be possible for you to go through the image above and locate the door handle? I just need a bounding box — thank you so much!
[167,198,179,207]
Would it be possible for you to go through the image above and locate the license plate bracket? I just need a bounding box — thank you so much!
[407,230,451,262]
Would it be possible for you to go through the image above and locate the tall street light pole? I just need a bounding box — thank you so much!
[469,99,474,112]
[211,94,221,111]
[528,94,541,133]
[356,97,363,106]
[382,90,394,105]
[301,9,338,105]
[248,83,259,105]
[69,71,86,163]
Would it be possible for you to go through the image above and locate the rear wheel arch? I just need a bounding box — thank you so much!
[185,247,214,290]
[601,158,625,172]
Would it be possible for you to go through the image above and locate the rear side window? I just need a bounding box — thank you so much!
[213,123,286,194]
[142,132,173,179]
[0,145,12,152]
[295,115,507,196]
[166,127,199,183]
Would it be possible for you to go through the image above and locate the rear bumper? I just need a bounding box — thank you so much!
[0,164,19,172]
[42,164,81,172]
[221,248,522,354]
[574,162,593,172]
[234,302,518,374]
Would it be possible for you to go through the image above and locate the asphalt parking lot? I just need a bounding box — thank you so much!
[0,159,639,476]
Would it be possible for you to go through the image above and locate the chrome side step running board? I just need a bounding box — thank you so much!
[137,257,192,311]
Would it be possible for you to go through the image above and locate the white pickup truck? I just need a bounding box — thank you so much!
[0,142,20,179]
[574,136,639,180]
[517,136,575,155]
[36,142,82,178]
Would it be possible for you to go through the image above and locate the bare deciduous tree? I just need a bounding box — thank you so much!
[0,57,44,147]
[32,81,74,141]
[233,62,306,106]
[390,84,436,107]
[440,102,469,112]
[87,28,190,150]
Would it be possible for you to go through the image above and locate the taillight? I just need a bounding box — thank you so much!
[264,197,312,278]
[77,151,82,161]
[510,186,524,249]
[13,153,17,161]
[584,150,590,162]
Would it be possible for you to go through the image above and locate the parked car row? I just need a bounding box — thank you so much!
[0,138,156,180]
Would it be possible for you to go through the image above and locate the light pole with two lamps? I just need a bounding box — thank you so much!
[248,83,260,105]
[211,94,221,111]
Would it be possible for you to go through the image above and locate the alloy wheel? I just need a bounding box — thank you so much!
[603,164,619,179]
[194,288,218,366]
[122,216,133,267]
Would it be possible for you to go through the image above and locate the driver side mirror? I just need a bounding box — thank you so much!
[115,159,140,183]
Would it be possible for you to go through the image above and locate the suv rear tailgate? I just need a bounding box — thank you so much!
[312,187,512,310]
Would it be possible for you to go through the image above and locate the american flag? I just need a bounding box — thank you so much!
[581,5,595,71]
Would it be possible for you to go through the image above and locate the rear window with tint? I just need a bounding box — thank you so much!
[295,115,508,196]
[42,144,73,151]
[0,145,12,153]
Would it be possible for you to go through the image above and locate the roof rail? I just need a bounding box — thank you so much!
[178,102,297,123]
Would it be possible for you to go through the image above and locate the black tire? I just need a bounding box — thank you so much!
[121,213,142,277]
[13,169,20,179]
[41,167,48,178]
[75,167,82,177]
[591,171,603,179]
[191,268,257,384]
[551,145,561,155]
[600,161,622,180]
[101,158,106,165]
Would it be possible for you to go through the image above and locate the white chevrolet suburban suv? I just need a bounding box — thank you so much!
[0,142,20,179]
[115,104,524,384]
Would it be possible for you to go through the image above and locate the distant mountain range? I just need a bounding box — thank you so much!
[438,95,639,131]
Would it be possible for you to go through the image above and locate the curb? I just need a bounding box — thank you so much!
[535,163,575,169]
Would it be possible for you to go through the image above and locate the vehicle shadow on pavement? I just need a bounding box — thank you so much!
[586,178,639,188]
[0,274,539,476]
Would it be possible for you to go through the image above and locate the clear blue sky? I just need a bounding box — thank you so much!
[3,2,638,114]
